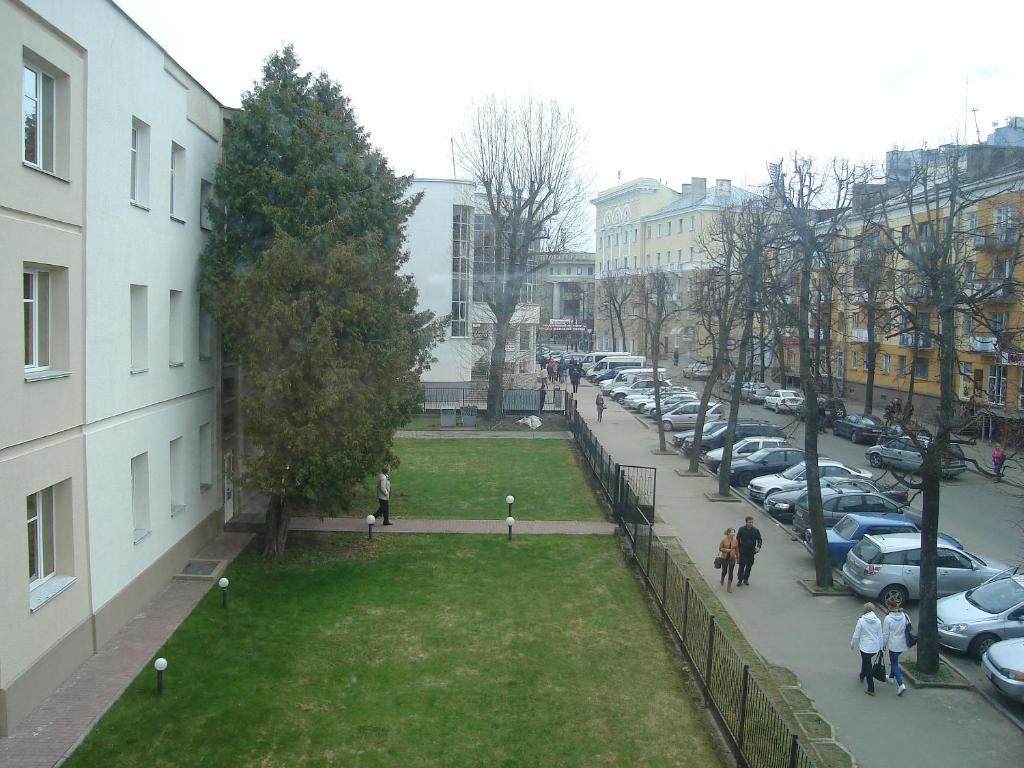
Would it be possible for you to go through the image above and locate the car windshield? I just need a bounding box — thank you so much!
[851,539,881,563]
[781,462,806,480]
[834,516,859,539]
[779,390,798,398]
[965,578,1024,614]
[746,448,773,462]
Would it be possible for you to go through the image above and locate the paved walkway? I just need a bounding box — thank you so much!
[290,516,675,536]
[573,382,1024,768]
[0,532,253,768]
[396,429,570,439]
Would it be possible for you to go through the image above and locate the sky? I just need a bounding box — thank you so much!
[117,0,1024,199]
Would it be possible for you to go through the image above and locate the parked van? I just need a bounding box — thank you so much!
[579,351,632,371]
[599,368,668,393]
[587,355,646,379]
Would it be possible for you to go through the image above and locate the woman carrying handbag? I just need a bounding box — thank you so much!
[850,603,883,695]
[718,528,740,593]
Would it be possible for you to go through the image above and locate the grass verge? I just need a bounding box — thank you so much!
[63,533,723,768]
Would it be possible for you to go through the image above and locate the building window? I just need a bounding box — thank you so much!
[170,143,186,219]
[914,358,929,379]
[897,355,906,375]
[633,228,637,242]
[131,452,150,543]
[27,487,55,587]
[689,246,695,262]
[199,422,213,490]
[988,365,1008,405]
[881,353,891,373]
[851,351,858,368]
[689,216,695,231]
[678,218,683,233]
[130,284,148,372]
[23,60,56,172]
[129,118,151,206]
[198,307,213,361]
[577,267,583,276]
[451,205,472,337]
[169,290,184,365]
[645,225,652,239]
[23,270,50,370]
[200,179,214,230]
[588,266,593,275]
[170,437,185,517]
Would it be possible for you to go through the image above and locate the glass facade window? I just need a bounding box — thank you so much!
[27,488,55,587]
[451,206,472,337]
[23,64,55,172]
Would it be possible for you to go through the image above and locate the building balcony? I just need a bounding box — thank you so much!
[900,283,933,303]
[849,328,869,343]
[973,279,1016,302]
[969,335,998,353]
[899,332,933,349]
[974,226,1018,251]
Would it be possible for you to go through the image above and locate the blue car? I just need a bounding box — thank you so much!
[728,447,806,488]
[802,513,964,566]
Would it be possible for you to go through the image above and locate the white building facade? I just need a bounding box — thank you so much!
[1,0,224,735]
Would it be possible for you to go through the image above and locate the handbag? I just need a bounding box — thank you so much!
[872,652,887,682]
[905,617,919,648]
[713,556,724,569]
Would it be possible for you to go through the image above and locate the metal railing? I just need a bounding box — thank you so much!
[565,395,819,768]
[422,385,564,414]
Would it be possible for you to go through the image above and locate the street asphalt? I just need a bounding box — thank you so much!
[576,377,1024,768]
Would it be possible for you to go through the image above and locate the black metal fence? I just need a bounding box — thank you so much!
[564,395,819,768]
[423,384,564,414]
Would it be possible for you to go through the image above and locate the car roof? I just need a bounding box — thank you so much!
[862,532,960,551]
[842,513,913,525]
[820,488,889,500]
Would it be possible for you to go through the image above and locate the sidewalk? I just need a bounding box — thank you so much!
[573,382,1023,768]
[290,516,631,535]
[0,532,253,768]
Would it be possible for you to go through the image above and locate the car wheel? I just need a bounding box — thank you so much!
[662,421,673,432]
[851,431,860,444]
[969,633,1000,660]
[878,584,908,608]
[736,472,753,487]
[868,453,884,468]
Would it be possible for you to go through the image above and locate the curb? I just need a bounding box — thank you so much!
[796,578,855,597]
[901,660,972,690]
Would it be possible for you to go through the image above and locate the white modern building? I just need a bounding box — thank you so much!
[1,0,224,735]
[406,179,540,398]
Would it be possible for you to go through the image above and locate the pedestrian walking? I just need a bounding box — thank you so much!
[735,516,762,586]
[850,603,883,695]
[558,359,568,384]
[595,392,605,422]
[882,601,909,696]
[673,348,680,367]
[570,364,581,394]
[537,379,547,416]
[718,527,740,593]
[992,444,1006,481]
[376,466,392,526]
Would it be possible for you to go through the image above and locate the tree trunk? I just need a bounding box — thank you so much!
[718,312,754,496]
[263,493,290,557]
[487,310,511,420]
[652,332,667,452]
[864,303,877,415]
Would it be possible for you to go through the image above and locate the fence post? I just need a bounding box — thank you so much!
[704,617,716,706]
[681,578,691,639]
[737,665,750,750]
[645,523,654,576]
[788,733,799,768]
[660,547,669,601]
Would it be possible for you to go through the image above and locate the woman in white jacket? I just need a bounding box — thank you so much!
[882,601,909,696]
[850,603,883,695]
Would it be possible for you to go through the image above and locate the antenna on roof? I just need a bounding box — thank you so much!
[617,170,621,182]
[970,108,982,144]
[450,137,457,179]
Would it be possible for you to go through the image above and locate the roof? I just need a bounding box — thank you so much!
[651,184,755,216]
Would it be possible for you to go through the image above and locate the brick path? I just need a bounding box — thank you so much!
[0,532,253,768]
[395,430,570,439]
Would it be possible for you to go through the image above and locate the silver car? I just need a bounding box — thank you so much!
[842,532,1009,608]
[937,571,1024,657]
[982,638,1024,703]
[746,459,872,504]
[864,437,968,479]
[661,401,725,431]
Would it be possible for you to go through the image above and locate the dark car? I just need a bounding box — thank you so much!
[801,514,963,567]
[671,420,730,449]
[832,414,886,444]
[795,396,847,426]
[791,489,909,532]
[763,476,908,523]
[682,420,786,456]
[876,423,933,446]
[729,447,806,487]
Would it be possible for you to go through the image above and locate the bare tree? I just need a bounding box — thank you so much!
[599,271,634,351]
[457,97,588,418]
[634,270,684,451]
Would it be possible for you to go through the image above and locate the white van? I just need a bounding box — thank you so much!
[587,355,646,379]
[600,368,668,393]
[579,351,632,371]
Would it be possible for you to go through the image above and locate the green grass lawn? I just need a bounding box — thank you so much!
[63,533,723,768]
[342,438,606,522]
[402,413,569,432]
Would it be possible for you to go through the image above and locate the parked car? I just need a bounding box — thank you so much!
[690,364,713,381]
[742,382,771,403]
[620,382,676,408]
[672,420,730,449]
[875,423,933,446]
[747,459,873,504]
[763,389,804,413]
[983,638,1024,703]
[728,447,806,488]
[611,379,662,403]
[686,421,787,457]
[637,388,696,414]
[802,513,962,567]
[832,414,886,444]
[794,395,847,425]
[864,437,968,478]
[764,476,909,523]
[843,533,1009,607]
[791,488,910,532]
[662,401,725,431]
[937,570,1024,658]
[704,436,791,473]
[644,393,699,416]
[685,361,711,378]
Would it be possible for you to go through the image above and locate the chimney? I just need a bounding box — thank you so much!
[681,183,691,198]
[715,179,731,196]
[691,177,706,201]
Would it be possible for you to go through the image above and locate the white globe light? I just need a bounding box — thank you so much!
[366,514,376,525]
[506,516,515,527]
[218,577,229,589]
[154,657,168,672]
[506,495,515,505]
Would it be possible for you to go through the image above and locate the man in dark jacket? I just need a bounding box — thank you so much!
[736,516,762,586]
[569,364,581,393]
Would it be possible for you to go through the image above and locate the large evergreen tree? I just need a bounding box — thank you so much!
[200,47,441,555]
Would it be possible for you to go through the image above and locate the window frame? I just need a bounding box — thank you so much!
[27,487,56,589]
[22,62,55,172]
[23,269,51,371]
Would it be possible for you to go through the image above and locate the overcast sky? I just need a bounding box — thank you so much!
[118,0,1024,198]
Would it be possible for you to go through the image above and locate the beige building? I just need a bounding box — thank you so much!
[593,176,751,359]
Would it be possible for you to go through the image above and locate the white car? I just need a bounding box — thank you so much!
[746,459,873,503]
[643,391,699,415]
[763,389,804,413]
[661,401,725,431]
[611,378,670,403]
[628,387,691,411]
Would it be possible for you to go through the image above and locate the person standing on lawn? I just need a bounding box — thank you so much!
[851,603,883,695]
[882,601,909,696]
[595,392,605,422]
[735,516,762,586]
[376,466,392,526]
[718,527,739,593]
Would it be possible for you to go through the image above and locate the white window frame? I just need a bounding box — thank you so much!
[27,487,56,589]
[131,452,151,543]
[170,143,186,219]
[22,62,55,172]
[23,269,50,371]
[988,364,1007,406]
[130,125,139,201]
[881,353,891,374]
